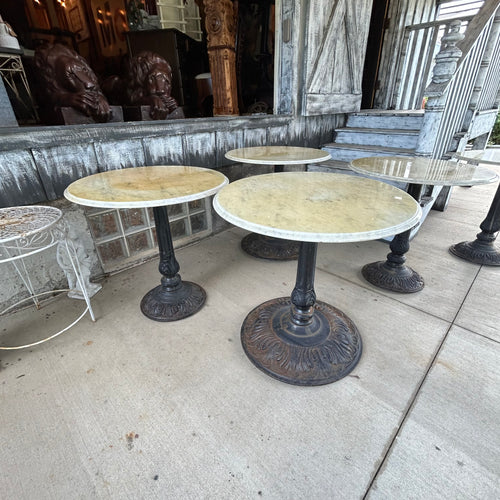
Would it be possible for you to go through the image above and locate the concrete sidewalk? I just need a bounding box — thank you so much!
[1,155,499,499]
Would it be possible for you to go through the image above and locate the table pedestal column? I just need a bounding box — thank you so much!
[141,206,206,321]
[449,182,500,265]
[241,165,300,260]
[361,183,424,293]
[241,241,362,386]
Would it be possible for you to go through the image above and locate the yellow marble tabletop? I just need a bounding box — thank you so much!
[350,155,498,186]
[225,146,331,165]
[64,166,229,208]
[214,172,422,243]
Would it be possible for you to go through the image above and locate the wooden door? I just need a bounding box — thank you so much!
[302,0,373,115]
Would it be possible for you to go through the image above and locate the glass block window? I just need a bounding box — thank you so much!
[85,198,212,273]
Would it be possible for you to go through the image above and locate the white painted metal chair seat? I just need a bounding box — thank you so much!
[0,205,97,350]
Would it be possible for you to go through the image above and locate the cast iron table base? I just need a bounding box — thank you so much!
[362,228,425,293]
[241,165,300,261]
[241,241,362,386]
[449,182,500,266]
[362,184,424,293]
[140,206,206,321]
[241,233,300,260]
[449,240,500,265]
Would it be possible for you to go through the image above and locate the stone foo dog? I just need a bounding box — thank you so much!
[34,43,112,123]
[103,51,184,120]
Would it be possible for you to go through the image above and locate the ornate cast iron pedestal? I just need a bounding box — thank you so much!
[141,206,206,321]
[241,241,362,386]
[241,165,300,261]
[362,184,424,293]
[241,233,300,260]
[450,182,500,265]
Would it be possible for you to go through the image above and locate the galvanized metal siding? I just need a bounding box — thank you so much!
[215,129,245,166]
[94,139,147,171]
[143,134,185,165]
[0,114,342,208]
[32,143,99,199]
[0,150,46,206]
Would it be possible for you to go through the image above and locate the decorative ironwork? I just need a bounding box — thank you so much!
[0,205,62,260]
[140,205,206,321]
[241,242,362,386]
[141,280,206,321]
[449,240,500,265]
[362,259,425,293]
[239,163,299,261]
[0,205,97,350]
[0,51,39,122]
[241,297,362,386]
[361,228,425,293]
[450,182,500,266]
[241,233,300,261]
[361,183,424,293]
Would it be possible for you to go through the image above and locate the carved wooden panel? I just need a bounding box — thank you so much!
[203,0,239,115]
[302,0,372,115]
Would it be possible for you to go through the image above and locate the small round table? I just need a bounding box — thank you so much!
[0,205,95,350]
[65,166,228,321]
[350,156,498,293]
[214,172,421,386]
[449,154,500,265]
[225,146,331,260]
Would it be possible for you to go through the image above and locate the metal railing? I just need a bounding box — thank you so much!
[476,28,500,111]
[391,16,473,111]
[390,3,500,158]
[430,18,494,157]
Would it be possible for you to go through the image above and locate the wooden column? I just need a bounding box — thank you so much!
[202,0,239,115]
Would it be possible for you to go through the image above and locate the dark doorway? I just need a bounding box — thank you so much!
[361,0,390,109]
[236,0,275,114]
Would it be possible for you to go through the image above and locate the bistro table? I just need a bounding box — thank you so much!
[449,153,500,265]
[213,171,421,386]
[65,166,228,321]
[225,146,331,260]
[350,156,498,293]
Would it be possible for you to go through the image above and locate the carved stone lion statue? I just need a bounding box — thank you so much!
[103,51,182,120]
[34,43,112,123]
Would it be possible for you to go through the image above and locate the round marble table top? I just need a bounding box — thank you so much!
[213,172,422,243]
[64,166,229,208]
[225,146,331,165]
[454,152,500,167]
[350,156,498,186]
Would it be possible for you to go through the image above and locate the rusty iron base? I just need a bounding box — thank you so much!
[241,297,362,386]
[140,280,206,321]
[362,261,424,293]
[241,233,300,260]
[449,240,500,266]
